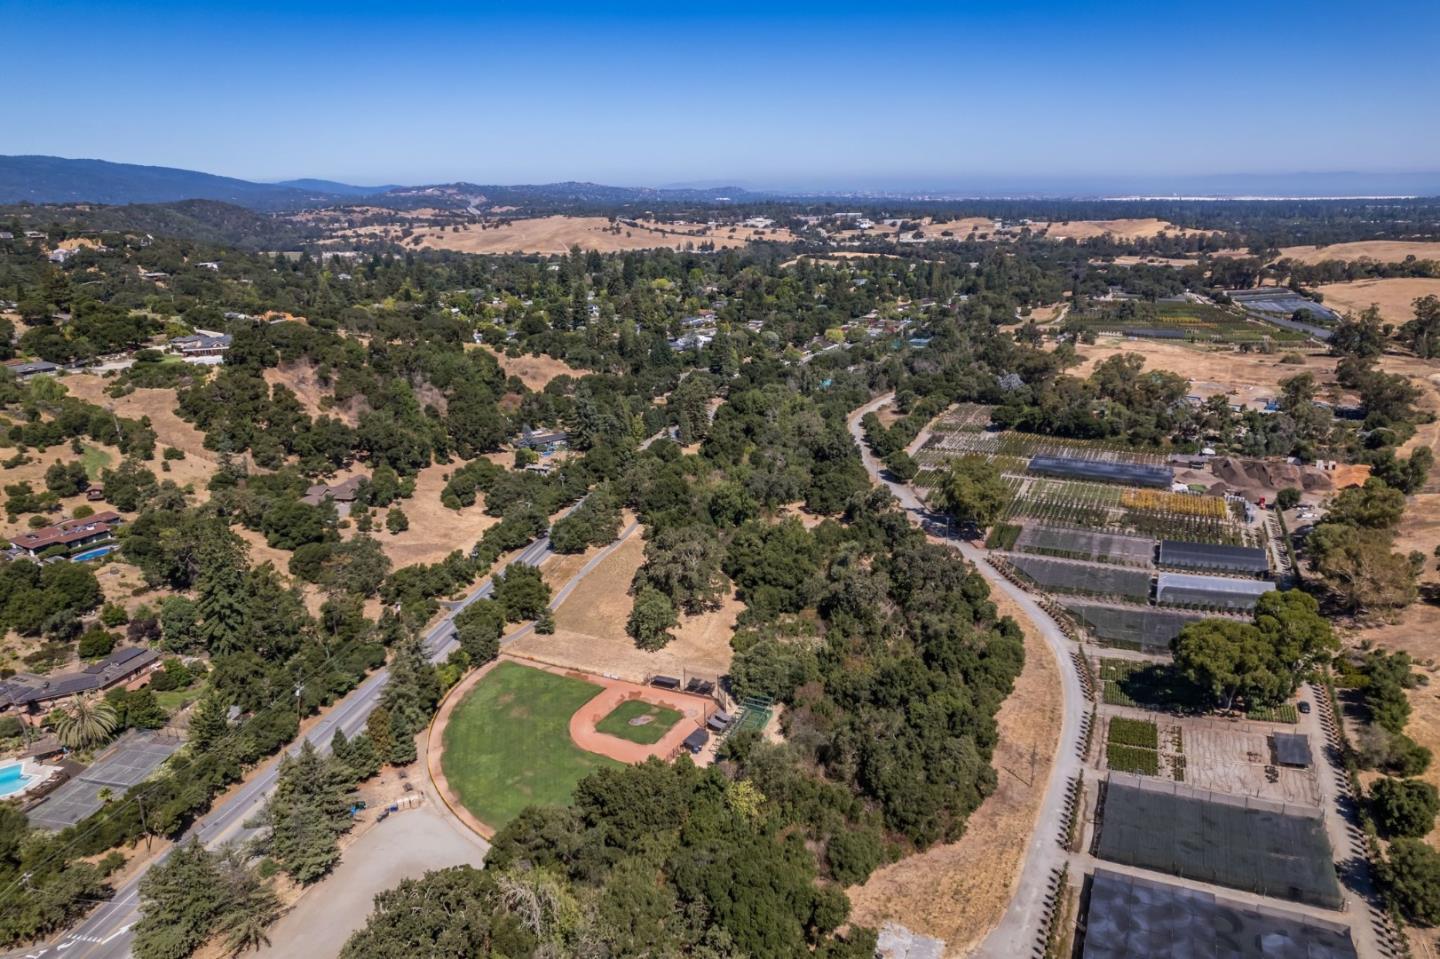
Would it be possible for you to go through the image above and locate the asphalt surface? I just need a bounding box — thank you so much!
[846,395,1085,959]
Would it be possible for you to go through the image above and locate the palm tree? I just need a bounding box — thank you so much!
[52,694,119,751]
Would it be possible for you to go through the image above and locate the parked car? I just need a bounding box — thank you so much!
[1297,701,1311,714]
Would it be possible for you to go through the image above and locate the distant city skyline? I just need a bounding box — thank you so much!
[4,0,1438,189]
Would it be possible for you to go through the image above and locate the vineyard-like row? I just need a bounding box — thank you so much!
[998,477,1254,546]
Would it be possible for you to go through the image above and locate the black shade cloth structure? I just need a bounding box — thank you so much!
[1015,524,1157,567]
[1008,554,1154,601]
[1027,454,1174,488]
[1159,539,1269,575]
[1061,600,1207,650]
[1273,733,1313,768]
[1082,868,1357,959]
[1156,572,1275,611]
[1095,774,1343,909]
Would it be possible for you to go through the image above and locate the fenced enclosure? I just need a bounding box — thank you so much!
[1061,600,1207,651]
[1014,524,1156,567]
[1082,869,1357,959]
[1063,300,1312,345]
[1094,774,1343,909]
[1006,554,1153,601]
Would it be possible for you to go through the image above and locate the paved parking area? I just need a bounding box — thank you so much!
[253,801,488,958]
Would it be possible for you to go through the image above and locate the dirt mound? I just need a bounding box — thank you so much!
[1209,457,1332,498]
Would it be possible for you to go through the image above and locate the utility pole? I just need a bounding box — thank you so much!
[138,794,150,851]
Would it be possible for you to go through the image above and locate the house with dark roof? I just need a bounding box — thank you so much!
[0,647,160,716]
[517,426,569,451]
[3,359,60,380]
[168,332,231,359]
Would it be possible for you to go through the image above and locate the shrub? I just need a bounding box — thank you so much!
[1371,777,1440,838]
[1108,717,1158,749]
[77,627,117,659]
[1386,838,1440,925]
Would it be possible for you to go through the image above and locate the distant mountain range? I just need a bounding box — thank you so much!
[0,155,760,212]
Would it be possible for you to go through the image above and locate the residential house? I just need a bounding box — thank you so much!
[300,475,367,515]
[168,332,232,360]
[516,426,569,452]
[8,511,123,558]
[0,647,161,718]
[47,248,75,264]
[3,359,60,380]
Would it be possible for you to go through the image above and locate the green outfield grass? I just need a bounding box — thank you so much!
[440,661,619,829]
[594,699,683,744]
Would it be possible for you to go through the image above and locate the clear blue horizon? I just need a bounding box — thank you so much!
[5,0,1438,189]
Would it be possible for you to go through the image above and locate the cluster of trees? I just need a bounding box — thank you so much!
[0,557,102,637]
[0,805,118,947]
[0,376,155,464]
[1305,479,1422,613]
[1170,591,1339,711]
[343,761,876,959]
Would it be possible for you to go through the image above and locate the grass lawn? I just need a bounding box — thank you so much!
[441,661,619,829]
[594,699,683,745]
[80,444,113,479]
[152,688,201,713]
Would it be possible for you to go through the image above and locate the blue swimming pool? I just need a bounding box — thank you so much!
[71,544,116,563]
[0,761,32,798]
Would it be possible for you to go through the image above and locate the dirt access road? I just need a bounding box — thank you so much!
[846,396,1085,958]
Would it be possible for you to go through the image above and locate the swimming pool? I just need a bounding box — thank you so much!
[71,544,116,563]
[0,761,33,798]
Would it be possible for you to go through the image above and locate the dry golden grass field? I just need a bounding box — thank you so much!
[1037,218,1214,241]
[511,525,738,683]
[1073,338,1344,404]
[343,215,794,255]
[478,345,587,391]
[1278,240,1440,265]
[1315,278,1440,324]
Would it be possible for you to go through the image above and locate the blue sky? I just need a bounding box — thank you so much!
[4,0,1438,189]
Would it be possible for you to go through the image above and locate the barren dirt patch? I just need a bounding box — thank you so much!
[1073,338,1342,405]
[847,587,1063,956]
[373,463,501,568]
[479,345,586,391]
